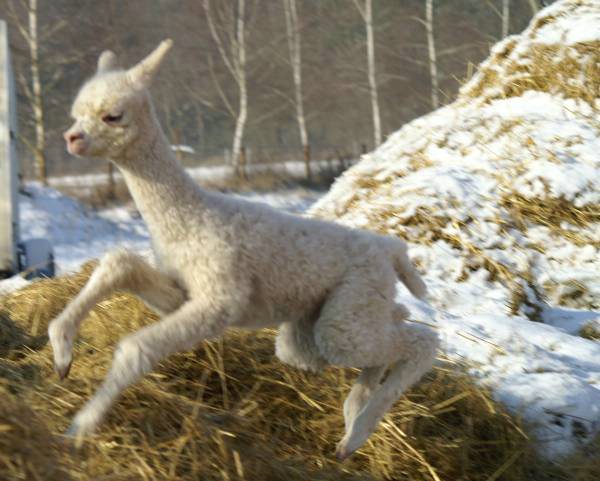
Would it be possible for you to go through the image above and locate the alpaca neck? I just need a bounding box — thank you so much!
[115,115,205,244]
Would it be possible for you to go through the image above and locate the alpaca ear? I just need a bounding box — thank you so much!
[127,39,173,89]
[97,50,118,73]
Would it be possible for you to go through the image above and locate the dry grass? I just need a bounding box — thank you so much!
[2,266,598,480]
[500,194,600,248]
[460,0,600,104]
[461,40,600,104]
[57,166,343,210]
[203,170,293,193]
[579,322,600,341]
[0,385,73,481]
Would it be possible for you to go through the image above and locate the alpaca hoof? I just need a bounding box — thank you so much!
[64,417,96,448]
[64,423,86,449]
[65,404,103,442]
[335,441,354,461]
[65,420,85,439]
[54,359,72,380]
[64,422,79,438]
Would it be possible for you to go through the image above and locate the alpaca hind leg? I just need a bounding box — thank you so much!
[66,299,228,440]
[343,366,386,431]
[336,323,438,460]
[314,280,410,369]
[343,304,413,429]
[276,317,327,372]
[48,249,185,379]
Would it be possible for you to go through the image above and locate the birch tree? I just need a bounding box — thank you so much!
[8,0,47,184]
[203,0,248,177]
[354,0,381,148]
[283,0,310,179]
[425,0,439,110]
[527,0,539,15]
[502,0,510,38]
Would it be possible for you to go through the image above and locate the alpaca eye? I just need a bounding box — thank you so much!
[102,113,123,124]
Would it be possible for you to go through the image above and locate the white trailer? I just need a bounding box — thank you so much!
[0,19,53,279]
[0,19,19,278]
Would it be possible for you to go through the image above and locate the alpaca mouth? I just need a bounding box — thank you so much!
[67,139,88,156]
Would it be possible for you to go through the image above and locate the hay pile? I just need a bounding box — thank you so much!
[308,0,600,463]
[0,386,72,481]
[460,0,600,104]
[310,0,600,314]
[1,266,598,481]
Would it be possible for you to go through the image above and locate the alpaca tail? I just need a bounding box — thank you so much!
[390,241,427,300]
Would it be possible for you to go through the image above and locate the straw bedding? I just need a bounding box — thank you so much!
[0,263,598,480]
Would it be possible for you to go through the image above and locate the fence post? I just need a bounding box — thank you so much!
[0,19,19,277]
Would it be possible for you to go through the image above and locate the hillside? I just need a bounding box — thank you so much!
[309,0,600,457]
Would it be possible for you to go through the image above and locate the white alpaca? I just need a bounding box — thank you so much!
[48,40,438,459]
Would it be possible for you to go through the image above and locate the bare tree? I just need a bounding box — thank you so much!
[527,0,539,15]
[425,0,439,110]
[502,0,510,38]
[283,0,310,178]
[8,0,47,184]
[0,0,531,179]
[203,0,248,178]
[354,0,381,148]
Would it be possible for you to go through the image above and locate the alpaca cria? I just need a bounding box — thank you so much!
[49,40,438,459]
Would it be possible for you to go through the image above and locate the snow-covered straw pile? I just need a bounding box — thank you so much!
[310,0,600,457]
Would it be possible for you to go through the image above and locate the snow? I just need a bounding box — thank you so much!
[514,159,600,205]
[171,144,195,154]
[0,275,29,297]
[399,284,600,458]
[308,0,600,458]
[20,183,150,273]
[533,1,600,45]
[11,182,322,275]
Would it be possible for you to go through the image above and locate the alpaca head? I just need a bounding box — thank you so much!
[64,39,172,160]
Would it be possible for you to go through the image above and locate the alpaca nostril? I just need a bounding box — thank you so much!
[65,131,83,144]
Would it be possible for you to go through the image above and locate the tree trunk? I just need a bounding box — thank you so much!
[303,144,311,176]
[28,0,46,184]
[283,0,310,179]
[425,0,439,110]
[527,0,539,15]
[232,0,247,178]
[365,0,381,147]
[502,0,510,38]
[232,96,247,177]
[204,0,248,177]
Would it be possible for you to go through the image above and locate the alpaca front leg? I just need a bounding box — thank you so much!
[48,249,185,379]
[66,300,227,439]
